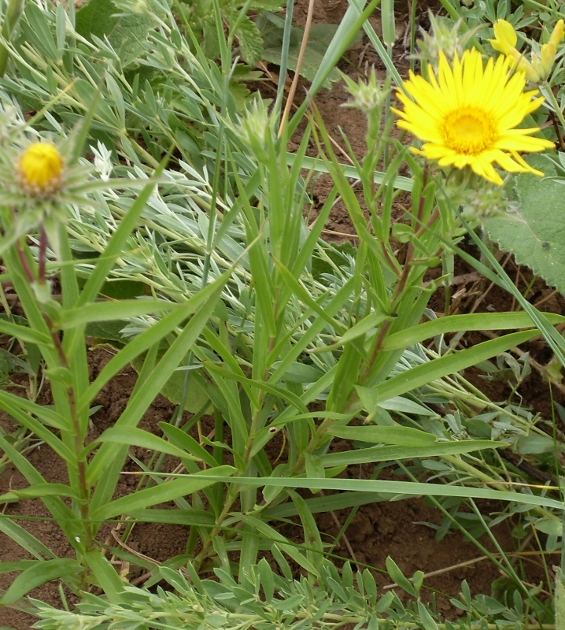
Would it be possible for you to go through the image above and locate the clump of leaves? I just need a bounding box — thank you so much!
[259,11,361,87]
[175,0,283,66]
[30,558,550,629]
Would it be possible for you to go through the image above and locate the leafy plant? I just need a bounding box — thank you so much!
[30,557,548,630]
[0,1,563,629]
[259,11,362,87]
[175,0,283,67]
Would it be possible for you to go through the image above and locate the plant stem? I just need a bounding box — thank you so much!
[43,312,94,553]
[38,223,47,286]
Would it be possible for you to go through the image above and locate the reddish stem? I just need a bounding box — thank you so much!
[38,223,47,285]
[16,242,34,284]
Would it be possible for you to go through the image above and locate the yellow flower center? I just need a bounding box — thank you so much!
[443,108,497,155]
[18,142,63,197]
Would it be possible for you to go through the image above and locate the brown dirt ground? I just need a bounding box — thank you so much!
[1,0,563,628]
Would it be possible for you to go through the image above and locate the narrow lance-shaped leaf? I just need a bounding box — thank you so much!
[375,330,539,402]
[0,483,80,503]
[79,269,232,415]
[0,558,82,605]
[383,312,565,351]
[93,426,203,462]
[198,474,565,511]
[91,466,235,521]
[58,299,178,329]
[87,277,229,486]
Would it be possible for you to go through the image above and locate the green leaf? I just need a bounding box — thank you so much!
[324,312,389,351]
[0,320,50,346]
[97,279,147,300]
[484,155,565,295]
[75,0,155,66]
[18,4,60,63]
[0,436,83,549]
[288,490,324,564]
[318,440,500,467]
[59,300,176,329]
[258,558,274,603]
[0,560,38,573]
[236,15,263,66]
[94,426,202,461]
[126,508,214,526]
[90,466,235,521]
[0,388,72,431]
[77,177,163,307]
[385,556,416,596]
[83,271,231,507]
[0,518,56,560]
[85,320,129,342]
[285,152,413,193]
[159,422,218,467]
[533,517,562,537]
[152,362,211,414]
[238,514,320,577]
[260,14,361,87]
[383,311,565,351]
[379,397,437,417]
[263,490,384,518]
[418,601,440,630]
[84,548,125,601]
[0,558,82,605]
[201,474,565,511]
[327,425,437,446]
[376,330,539,403]
[326,344,362,412]
[80,275,228,412]
[515,433,563,455]
[0,483,79,503]
[356,387,437,419]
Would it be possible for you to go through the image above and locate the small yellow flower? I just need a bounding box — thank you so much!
[539,19,564,79]
[489,20,541,82]
[550,19,564,48]
[489,19,517,55]
[490,19,564,83]
[393,49,554,186]
[17,142,63,197]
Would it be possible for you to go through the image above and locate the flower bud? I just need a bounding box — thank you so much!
[415,12,478,70]
[342,68,388,114]
[17,142,63,198]
[235,100,275,164]
[537,19,564,80]
[514,52,542,83]
[550,19,564,49]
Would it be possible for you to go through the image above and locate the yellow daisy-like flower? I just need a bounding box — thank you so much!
[17,142,64,198]
[393,49,554,185]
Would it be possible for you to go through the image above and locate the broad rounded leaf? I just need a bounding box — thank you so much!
[484,155,565,295]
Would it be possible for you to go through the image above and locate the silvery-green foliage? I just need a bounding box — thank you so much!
[29,559,532,630]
